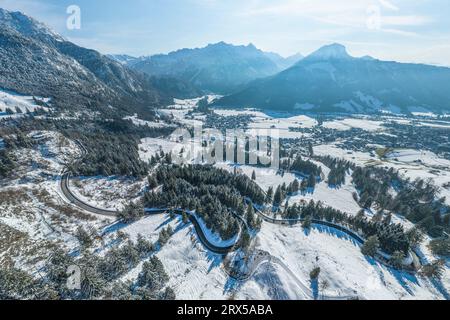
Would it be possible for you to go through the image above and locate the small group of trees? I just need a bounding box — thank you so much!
[12,230,175,300]
[144,165,265,240]
[158,226,174,247]
[284,200,410,255]
[118,202,145,223]
[353,166,449,238]
[75,226,97,248]
[271,178,313,207]
[281,155,322,178]
[246,204,262,231]
[428,238,450,257]
[325,158,351,187]
[149,149,172,167]
[0,129,36,179]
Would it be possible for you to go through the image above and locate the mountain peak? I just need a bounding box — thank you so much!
[0,7,63,41]
[306,43,352,61]
[207,41,231,48]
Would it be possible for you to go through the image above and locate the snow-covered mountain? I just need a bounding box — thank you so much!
[107,54,141,66]
[216,43,450,114]
[263,51,304,70]
[131,42,284,94]
[304,43,351,61]
[0,8,168,117]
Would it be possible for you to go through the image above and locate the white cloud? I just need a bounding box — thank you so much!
[241,0,431,28]
[378,0,399,11]
[382,15,432,26]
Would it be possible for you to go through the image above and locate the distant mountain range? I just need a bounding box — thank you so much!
[2,8,450,117]
[216,43,450,114]
[113,42,303,95]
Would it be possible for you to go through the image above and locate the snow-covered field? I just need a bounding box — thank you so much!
[123,114,174,128]
[322,118,384,132]
[314,144,450,206]
[251,222,446,300]
[0,131,109,271]
[69,176,146,211]
[215,163,296,192]
[0,89,50,117]
[248,114,317,130]
[3,96,448,300]
[119,212,447,300]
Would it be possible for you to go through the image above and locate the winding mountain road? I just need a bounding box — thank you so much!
[58,140,424,300]
[59,167,363,299]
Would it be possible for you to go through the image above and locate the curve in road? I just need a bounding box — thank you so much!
[59,141,419,300]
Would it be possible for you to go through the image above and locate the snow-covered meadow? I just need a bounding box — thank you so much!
[0,89,50,117]
[0,131,110,271]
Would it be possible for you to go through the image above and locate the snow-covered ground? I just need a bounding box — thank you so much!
[123,114,174,128]
[0,131,110,271]
[248,114,317,130]
[0,88,50,117]
[289,178,361,216]
[251,222,446,300]
[119,211,447,300]
[193,213,239,247]
[69,176,146,211]
[212,109,268,118]
[322,118,384,132]
[314,144,450,206]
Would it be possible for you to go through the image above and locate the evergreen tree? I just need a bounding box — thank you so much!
[420,260,445,279]
[182,211,189,224]
[266,187,274,203]
[148,176,158,189]
[307,174,316,189]
[361,236,380,257]
[273,186,282,206]
[136,234,154,257]
[302,215,312,229]
[118,202,144,223]
[428,238,450,257]
[300,179,308,193]
[308,142,314,157]
[390,251,405,269]
[309,266,321,280]
[76,226,93,248]
[240,232,251,250]
[160,287,176,300]
[292,179,300,193]
[246,205,256,229]
[406,227,424,247]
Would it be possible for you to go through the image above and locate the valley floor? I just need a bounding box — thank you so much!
[1,97,449,300]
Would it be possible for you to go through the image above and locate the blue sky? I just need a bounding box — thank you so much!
[1,0,450,65]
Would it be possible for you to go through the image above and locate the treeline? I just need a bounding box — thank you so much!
[284,200,410,255]
[2,117,173,178]
[144,165,265,239]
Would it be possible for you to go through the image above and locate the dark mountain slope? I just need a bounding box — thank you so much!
[216,43,450,114]
[131,42,281,94]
